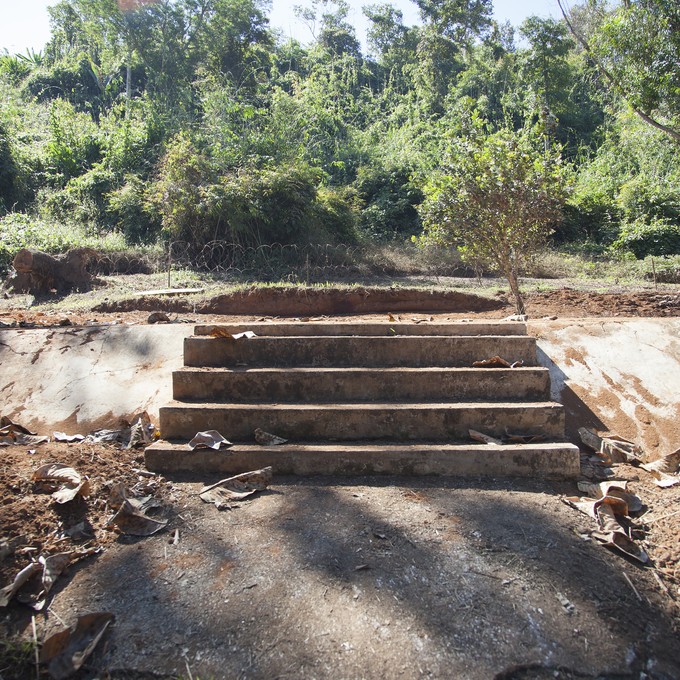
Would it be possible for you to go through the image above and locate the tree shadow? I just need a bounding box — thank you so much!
[49,475,680,679]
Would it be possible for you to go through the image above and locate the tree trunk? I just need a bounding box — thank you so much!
[505,268,526,316]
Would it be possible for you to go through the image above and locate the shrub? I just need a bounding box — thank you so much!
[106,175,160,244]
[354,164,423,240]
[612,217,680,258]
[45,164,118,227]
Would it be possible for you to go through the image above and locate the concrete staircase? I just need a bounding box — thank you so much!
[145,321,580,478]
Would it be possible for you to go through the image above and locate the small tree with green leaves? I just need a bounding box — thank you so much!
[417,125,569,314]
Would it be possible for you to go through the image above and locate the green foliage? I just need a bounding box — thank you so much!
[589,0,680,131]
[613,217,680,258]
[45,99,101,183]
[354,164,423,240]
[23,53,107,115]
[46,164,117,226]
[418,125,569,313]
[106,174,160,244]
[0,54,31,84]
[0,121,18,212]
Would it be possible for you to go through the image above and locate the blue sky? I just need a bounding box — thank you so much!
[1,0,559,55]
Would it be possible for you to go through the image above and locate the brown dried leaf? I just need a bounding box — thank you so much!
[0,416,36,436]
[577,481,642,514]
[469,429,503,445]
[40,612,115,679]
[107,499,168,536]
[199,467,273,509]
[124,411,156,449]
[641,448,680,475]
[210,328,257,340]
[53,432,86,443]
[472,356,511,368]
[32,464,91,503]
[18,552,72,610]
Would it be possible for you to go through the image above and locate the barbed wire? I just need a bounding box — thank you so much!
[94,241,477,281]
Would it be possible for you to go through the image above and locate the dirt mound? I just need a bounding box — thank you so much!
[526,289,680,318]
[94,286,505,316]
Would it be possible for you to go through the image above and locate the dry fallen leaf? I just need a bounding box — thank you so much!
[472,356,511,368]
[53,432,86,443]
[577,480,642,514]
[40,612,115,680]
[124,411,157,449]
[0,561,41,607]
[210,328,257,340]
[0,416,36,436]
[641,448,680,486]
[108,500,167,536]
[469,429,503,445]
[254,428,287,446]
[199,467,273,509]
[32,464,91,503]
[189,430,233,450]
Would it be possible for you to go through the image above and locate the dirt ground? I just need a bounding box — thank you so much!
[1,283,679,679]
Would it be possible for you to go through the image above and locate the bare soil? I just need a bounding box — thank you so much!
[1,283,679,679]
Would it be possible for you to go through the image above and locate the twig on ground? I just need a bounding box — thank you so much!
[622,571,642,602]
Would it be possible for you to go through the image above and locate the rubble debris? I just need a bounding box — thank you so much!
[199,467,273,510]
[40,612,114,680]
[189,430,233,450]
[32,464,91,504]
[254,428,288,446]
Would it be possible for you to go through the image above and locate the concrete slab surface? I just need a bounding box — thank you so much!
[531,318,680,456]
[1,319,679,458]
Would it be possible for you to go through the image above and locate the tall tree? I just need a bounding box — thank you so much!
[558,0,680,142]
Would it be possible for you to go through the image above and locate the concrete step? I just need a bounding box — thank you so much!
[173,366,551,403]
[194,321,526,337]
[184,335,537,368]
[159,401,565,441]
[145,440,580,479]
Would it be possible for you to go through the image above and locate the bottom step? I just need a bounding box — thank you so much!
[145,441,580,479]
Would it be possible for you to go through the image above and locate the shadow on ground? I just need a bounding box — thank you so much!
[36,475,680,680]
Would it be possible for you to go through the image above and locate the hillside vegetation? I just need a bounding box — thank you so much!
[0,0,678,279]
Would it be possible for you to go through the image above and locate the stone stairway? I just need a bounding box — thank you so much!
[145,321,580,478]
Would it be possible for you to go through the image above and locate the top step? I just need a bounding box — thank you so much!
[194,321,526,337]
